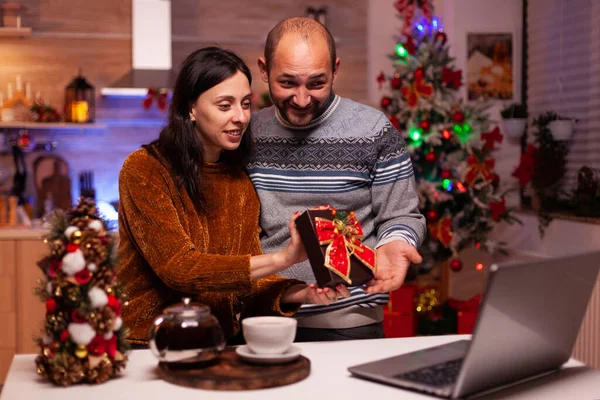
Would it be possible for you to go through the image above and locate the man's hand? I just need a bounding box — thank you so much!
[365,240,422,294]
[282,284,350,305]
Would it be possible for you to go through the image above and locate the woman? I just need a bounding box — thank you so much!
[118,47,348,347]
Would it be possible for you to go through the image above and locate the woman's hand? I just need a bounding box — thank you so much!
[250,213,307,279]
[274,212,307,270]
[282,283,351,305]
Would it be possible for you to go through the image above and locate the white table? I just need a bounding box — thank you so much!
[2,335,599,400]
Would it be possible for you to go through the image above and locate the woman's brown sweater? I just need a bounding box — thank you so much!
[117,146,301,345]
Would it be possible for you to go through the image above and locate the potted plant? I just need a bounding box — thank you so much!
[500,104,528,138]
[548,115,576,141]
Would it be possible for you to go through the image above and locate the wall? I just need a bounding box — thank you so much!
[0,0,368,212]
[367,0,523,206]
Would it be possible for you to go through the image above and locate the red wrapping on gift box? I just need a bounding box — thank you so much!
[449,294,482,334]
[389,284,416,313]
[383,310,416,338]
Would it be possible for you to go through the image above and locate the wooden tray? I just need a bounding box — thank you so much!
[157,347,310,390]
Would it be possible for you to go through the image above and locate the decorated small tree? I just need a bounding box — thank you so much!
[35,197,129,386]
[378,1,519,278]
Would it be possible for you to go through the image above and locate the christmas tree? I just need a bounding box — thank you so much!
[35,198,128,386]
[379,1,519,276]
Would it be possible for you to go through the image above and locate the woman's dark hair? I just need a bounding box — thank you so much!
[157,47,252,212]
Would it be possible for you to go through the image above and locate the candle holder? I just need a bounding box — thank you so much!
[64,71,95,123]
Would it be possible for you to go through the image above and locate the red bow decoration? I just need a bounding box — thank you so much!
[401,68,434,108]
[464,154,495,187]
[376,71,386,90]
[511,144,538,187]
[315,211,376,285]
[428,216,453,248]
[481,126,503,150]
[489,197,506,221]
[143,88,168,111]
[441,67,462,89]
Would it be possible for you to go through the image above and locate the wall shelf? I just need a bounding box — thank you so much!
[0,27,32,38]
[0,121,106,130]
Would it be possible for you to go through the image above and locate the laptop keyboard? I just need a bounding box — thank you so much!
[395,358,464,387]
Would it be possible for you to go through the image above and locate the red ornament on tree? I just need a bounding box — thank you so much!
[419,120,431,131]
[426,210,438,221]
[441,170,453,180]
[452,111,465,123]
[46,298,57,314]
[425,152,438,163]
[434,31,447,45]
[450,258,463,272]
[390,77,402,89]
[381,96,392,109]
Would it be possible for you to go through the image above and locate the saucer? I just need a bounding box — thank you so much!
[236,345,302,365]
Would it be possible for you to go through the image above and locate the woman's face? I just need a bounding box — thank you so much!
[190,70,252,162]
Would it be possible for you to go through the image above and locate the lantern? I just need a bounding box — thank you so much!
[64,71,95,123]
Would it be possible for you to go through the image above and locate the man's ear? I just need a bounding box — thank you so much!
[332,57,340,85]
[258,57,269,83]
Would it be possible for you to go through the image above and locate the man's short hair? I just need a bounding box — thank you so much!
[264,17,337,73]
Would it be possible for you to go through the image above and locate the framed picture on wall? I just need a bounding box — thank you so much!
[466,33,514,101]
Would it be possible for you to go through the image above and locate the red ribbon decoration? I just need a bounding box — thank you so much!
[481,126,504,150]
[401,68,434,108]
[511,144,537,187]
[441,67,462,89]
[143,88,168,111]
[464,154,495,187]
[428,216,453,248]
[314,212,376,285]
[489,196,506,221]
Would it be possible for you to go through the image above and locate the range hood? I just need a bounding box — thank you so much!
[101,0,173,97]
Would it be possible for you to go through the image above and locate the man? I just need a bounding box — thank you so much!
[246,17,425,341]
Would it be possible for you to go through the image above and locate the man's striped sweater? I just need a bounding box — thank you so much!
[246,95,426,329]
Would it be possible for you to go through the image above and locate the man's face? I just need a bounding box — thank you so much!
[260,34,339,127]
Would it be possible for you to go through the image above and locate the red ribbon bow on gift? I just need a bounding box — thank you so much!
[428,216,453,248]
[401,68,434,108]
[143,88,168,111]
[464,154,495,187]
[315,210,376,285]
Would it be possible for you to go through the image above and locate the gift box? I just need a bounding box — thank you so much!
[384,310,416,337]
[295,209,376,287]
[389,284,417,313]
[448,294,482,334]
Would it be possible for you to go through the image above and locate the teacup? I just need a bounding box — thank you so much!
[242,316,297,355]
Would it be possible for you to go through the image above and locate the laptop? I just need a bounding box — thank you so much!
[348,251,600,399]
